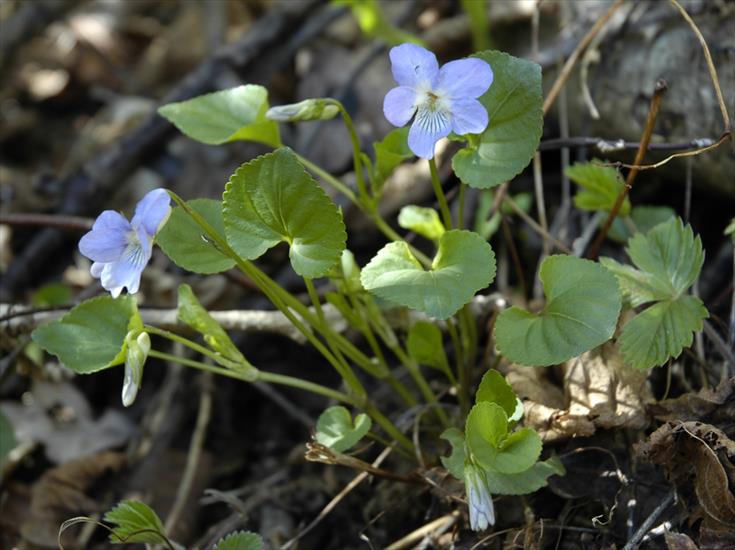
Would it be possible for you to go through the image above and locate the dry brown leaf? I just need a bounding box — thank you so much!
[21,451,126,548]
[665,531,699,550]
[506,343,652,441]
[639,421,735,535]
[652,378,735,426]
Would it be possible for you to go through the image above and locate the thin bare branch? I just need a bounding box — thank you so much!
[588,79,668,258]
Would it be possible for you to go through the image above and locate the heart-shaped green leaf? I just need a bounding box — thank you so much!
[466,401,508,457]
[452,50,542,189]
[398,205,445,241]
[476,370,517,418]
[31,296,139,374]
[485,456,565,495]
[494,428,542,474]
[315,406,372,453]
[157,199,235,274]
[466,402,541,475]
[361,230,496,319]
[565,161,630,215]
[223,148,346,278]
[440,427,466,480]
[158,85,280,146]
[495,255,621,366]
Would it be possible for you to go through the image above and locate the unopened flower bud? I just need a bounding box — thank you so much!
[464,462,495,531]
[122,332,150,407]
[266,99,339,122]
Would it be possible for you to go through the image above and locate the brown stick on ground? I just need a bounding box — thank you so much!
[542,0,625,117]
[587,79,668,259]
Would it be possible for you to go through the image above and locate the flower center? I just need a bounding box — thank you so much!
[124,230,148,267]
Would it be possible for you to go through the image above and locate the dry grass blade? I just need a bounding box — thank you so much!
[542,0,625,116]
[384,511,459,550]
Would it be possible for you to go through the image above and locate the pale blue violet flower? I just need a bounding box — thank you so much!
[383,43,493,159]
[464,462,495,531]
[79,188,171,297]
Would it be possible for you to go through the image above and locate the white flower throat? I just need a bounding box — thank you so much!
[415,83,450,133]
[124,229,148,268]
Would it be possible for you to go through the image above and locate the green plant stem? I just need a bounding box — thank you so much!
[295,154,359,205]
[148,349,356,405]
[250,263,382,377]
[166,191,421,452]
[388,343,450,428]
[457,306,478,403]
[347,294,419,408]
[429,157,452,229]
[327,99,369,206]
[358,297,450,427]
[457,182,466,229]
[143,325,245,371]
[167,191,367,395]
[147,349,414,453]
[363,402,414,452]
[461,304,479,367]
[244,264,367,395]
[447,319,468,413]
[304,276,357,385]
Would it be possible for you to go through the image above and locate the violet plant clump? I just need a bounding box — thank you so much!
[32,38,710,537]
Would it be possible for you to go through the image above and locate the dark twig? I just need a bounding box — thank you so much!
[702,320,735,376]
[588,80,668,259]
[538,136,717,153]
[622,490,675,550]
[0,213,93,232]
[607,132,731,171]
[0,0,76,67]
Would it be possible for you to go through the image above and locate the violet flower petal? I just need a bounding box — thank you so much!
[131,188,171,236]
[78,210,130,262]
[408,107,451,159]
[465,464,495,531]
[437,58,493,99]
[450,98,489,135]
[383,86,418,127]
[99,225,152,297]
[389,43,439,88]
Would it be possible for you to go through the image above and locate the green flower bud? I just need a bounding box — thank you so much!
[122,331,150,407]
[266,99,340,122]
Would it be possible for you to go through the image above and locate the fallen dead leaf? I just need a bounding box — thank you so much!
[21,451,126,548]
[506,343,653,442]
[665,531,699,550]
[651,377,735,427]
[638,421,735,539]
